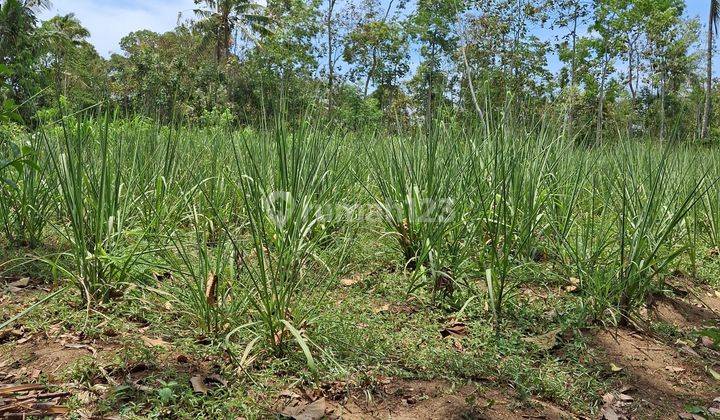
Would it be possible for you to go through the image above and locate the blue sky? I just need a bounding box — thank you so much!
[683,1,719,77]
[40,0,717,76]
[39,0,198,56]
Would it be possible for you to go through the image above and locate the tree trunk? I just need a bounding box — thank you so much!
[426,41,436,133]
[363,49,376,98]
[461,44,483,121]
[702,7,714,140]
[660,70,667,141]
[597,51,607,145]
[626,34,636,101]
[362,0,394,98]
[564,7,579,139]
[327,0,336,117]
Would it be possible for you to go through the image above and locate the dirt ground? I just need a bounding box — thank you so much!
[1,277,720,418]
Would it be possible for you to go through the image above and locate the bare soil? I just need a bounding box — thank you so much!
[278,379,576,419]
[1,276,719,418]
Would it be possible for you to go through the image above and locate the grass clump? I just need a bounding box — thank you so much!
[45,117,153,304]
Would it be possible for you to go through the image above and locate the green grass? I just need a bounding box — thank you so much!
[2,116,720,417]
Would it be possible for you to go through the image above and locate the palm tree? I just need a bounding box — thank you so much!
[0,0,50,60]
[193,0,271,65]
[39,14,91,95]
[702,0,719,140]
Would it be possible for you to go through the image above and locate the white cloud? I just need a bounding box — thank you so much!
[38,0,197,57]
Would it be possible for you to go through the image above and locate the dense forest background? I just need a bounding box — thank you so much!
[1,0,719,143]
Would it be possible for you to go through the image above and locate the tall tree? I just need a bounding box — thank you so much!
[193,0,271,65]
[38,14,92,97]
[240,0,321,120]
[460,0,550,119]
[409,0,463,130]
[325,0,337,115]
[343,0,409,103]
[590,1,620,144]
[554,0,592,137]
[640,0,693,140]
[0,0,51,122]
[702,0,719,140]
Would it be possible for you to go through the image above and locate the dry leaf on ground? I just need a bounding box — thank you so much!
[280,397,327,420]
[522,329,560,351]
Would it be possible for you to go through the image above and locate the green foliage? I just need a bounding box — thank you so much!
[109,26,225,122]
[164,208,247,337]
[0,0,49,124]
[0,133,54,248]
[44,117,153,303]
[37,13,107,111]
[367,125,476,301]
[613,145,710,322]
[1,0,714,138]
[222,120,353,360]
[473,122,556,327]
[2,0,720,406]
[0,126,35,188]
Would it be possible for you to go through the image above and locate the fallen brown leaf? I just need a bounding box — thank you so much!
[451,338,464,352]
[522,329,561,351]
[702,335,715,348]
[141,336,171,349]
[372,304,390,314]
[190,376,208,394]
[8,278,29,288]
[0,384,45,395]
[680,345,701,358]
[205,272,217,307]
[63,343,97,357]
[281,397,327,420]
[278,389,302,400]
[340,275,361,287]
[602,392,615,405]
[440,321,468,338]
[16,336,31,345]
[601,407,620,420]
[617,393,633,402]
[190,374,227,394]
